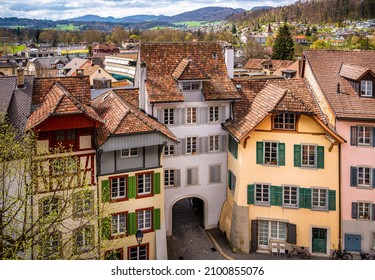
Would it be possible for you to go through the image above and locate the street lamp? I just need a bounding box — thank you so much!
[135,230,144,245]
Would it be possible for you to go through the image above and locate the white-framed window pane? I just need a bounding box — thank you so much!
[186,107,197,124]
[75,226,93,252]
[209,165,221,183]
[42,232,60,259]
[186,137,197,154]
[358,167,371,187]
[163,108,174,125]
[283,186,298,207]
[264,142,278,165]
[361,80,372,97]
[129,245,148,260]
[164,144,175,156]
[312,188,327,210]
[41,197,59,216]
[209,135,219,152]
[137,174,152,195]
[111,177,126,199]
[164,169,175,187]
[255,184,270,205]
[302,145,316,167]
[121,148,138,157]
[74,191,92,215]
[209,106,219,122]
[358,126,371,145]
[273,113,296,130]
[358,202,371,220]
[258,220,269,246]
[187,167,198,185]
[138,209,152,230]
[111,213,126,235]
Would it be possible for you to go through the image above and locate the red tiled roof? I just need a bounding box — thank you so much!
[26,82,102,130]
[304,50,375,120]
[172,58,210,80]
[92,90,177,146]
[140,42,240,103]
[244,58,294,71]
[339,63,371,81]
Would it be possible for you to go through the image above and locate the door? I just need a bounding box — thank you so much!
[312,228,327,254]
[344,234,361,252]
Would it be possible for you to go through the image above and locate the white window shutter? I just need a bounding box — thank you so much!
[175,169,181,187]
[157,109,162,122]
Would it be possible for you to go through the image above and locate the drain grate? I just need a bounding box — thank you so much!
[210,247,217,252]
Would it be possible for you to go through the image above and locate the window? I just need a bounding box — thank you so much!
[74,191,93,216]
[228,135,238,158]
[209,135,219,152]
[302,145,316,167]
[164,169,175,187]
[40,197,59,217]
[358,167,371,187]
[209,106,219,123]
[111,176,127,199]
[187,167,198,185]
[186,107,197,124]
[186,137,197,154]
[358,202,371,220]
[163,108,174,125]
[164,144,175,156]
[121,148,138,158]
[111,213,126,236]
[52,157,78,176]
[273,113,296,130]
[137,209,152,231]
[228,170,236,194]
[361,80,373,97]
[209,165,221,184]
[105,249,123,260]
[41,232,61,259]
[255,184,270,205]
[270,221,287,240]
[358,126,372,146]
[258,220,286,248]
[128,245,148,260]
[137,173,152,195]
[75,226,93,253]
[264,142,278,165]
[182,81,200,91]
[312,188,328,210]
[283,186,298,208]
[54,129,77,149]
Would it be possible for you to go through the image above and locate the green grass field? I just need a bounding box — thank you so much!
[175,21,206,28]
[55,24,80,31]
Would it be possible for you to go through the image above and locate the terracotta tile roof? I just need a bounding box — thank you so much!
[0,76,17,117]
[92,90,177,146]
[33,76,92,105]
[140,42,240,103]
[225,79,328,141]
[172,58,209,80]
[26,82,102,130]
[339,63,371,81]
[304,50,375,120]
[244,58,294,71]
[113,88,139,107]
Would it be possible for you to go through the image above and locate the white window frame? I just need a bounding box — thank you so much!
[42,232,61,259]
[357,126,372,146]
[137,173,152,195]
[41,197,59,217]
[187,167,199,186]
[209,164,221,184]
[358,167,371,188]
[74,191,92,216]
[75,226,93,253]
[137,209,152,231]
[111,213,126,235]
[186,107,197,124]
[181,81,200,91]
[264,142,278,165]
[301,144,317,168]
[258,220,287,249]
[121,148,138,158]
[164,144,175,156]
[209,106,219,123]
[164,169,175,187]
[283,186,299,208]
[255,184,270,205]
[186,136,198,154]
[361,80,373,97]
[228,170,236,194]
[209,135,220,152]
[273,113,296,130]
[358,201,371,220]
[312,188,328,210]
[163,108,174,125]
[129,245,148,260]
[111,177,127,199]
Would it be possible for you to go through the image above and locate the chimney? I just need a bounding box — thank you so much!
[139,62,147,111]
[76,68,84,77]
[224,44,234,79]
[337,82,341,94]
[17,67,25,88]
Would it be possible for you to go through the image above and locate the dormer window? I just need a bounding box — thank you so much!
[273,113,296,130]
[361,80,373,97]
[181,81,200,91]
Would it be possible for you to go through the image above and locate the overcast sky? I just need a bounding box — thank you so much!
[0,0,296,20]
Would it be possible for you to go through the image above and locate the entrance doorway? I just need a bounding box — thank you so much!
[344,234,361,252]
[312,228,327,254]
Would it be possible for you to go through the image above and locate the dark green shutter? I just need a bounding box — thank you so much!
[278,143,285,166]
[234,140,238,159]
[228,171,231,190]
[351,202,358,219]
[328,190,336,211]
[304,188,312,209]
[101,217,111,240]
[299,188,305,208]
[294,145,301,167]
[247,184,254,204]
[350,167,357,187]
[128,212,137,235]
[101,180,110,203]
[153,208,161,230]
[372,128,375,147]
[128,176,136,198]
[287,223,297,245]
[153,172,160,194]
[350,126,357,146]
[372,169,375,188]
[317,146,324,169]
[271,186,282,206]
[256,142,263,164]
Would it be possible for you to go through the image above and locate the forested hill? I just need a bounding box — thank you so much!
[230,0,375,25]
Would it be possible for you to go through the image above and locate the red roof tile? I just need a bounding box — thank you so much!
[339,63,371,81]
[172,58,210,80]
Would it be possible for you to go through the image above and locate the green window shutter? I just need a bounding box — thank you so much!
[153,208,161,230]
[234,140,238,159]
[101,180,110,203]
[256,142,263,164]
[101,217,111,240]
[153,172,161,194]
[317,146,324,169]
[299,188,305,208]
[127,212,137,235]
[228,171,231,190]
[278,143,285,166]
[350,167,357,187]
[304,188,312,209]
[247,184,254,204]
[128,176,136,199]
[328,190,336,211]
[271,186,282,206]
[294,145,301,167]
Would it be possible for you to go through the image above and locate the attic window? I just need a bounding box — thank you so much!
[235,84,242,89]
[212,53,218,59]
[361,80,373,97]
[273,113,296,130]
[181,81,200,91]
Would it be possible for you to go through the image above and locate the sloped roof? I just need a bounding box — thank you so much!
[244,58,294,71]
[225,79,329,141]
[304,50,375,120]
[339,63,371,81]
[63,57,89,76]
[0,76,17,117]
[30,56,70,70]
[140,42,240,103]
[26,82,102,130]
[92,90,177,147]
[172,58,210,80]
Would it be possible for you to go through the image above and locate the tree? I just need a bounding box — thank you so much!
[272,23,295,60]
[243,38,266,59]
[110,26,129,45]
[0,119,99,259]
[231,24,237,34]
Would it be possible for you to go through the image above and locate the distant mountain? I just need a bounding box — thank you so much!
[70,14,119,22]
[250,6,273,11]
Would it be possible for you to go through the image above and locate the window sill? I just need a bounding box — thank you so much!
[110,233,128,239]
[136,194,154,199]
[282,205,298,209]
[110,197,128,203]
[254,202,271,207]
[311,208,328,212]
